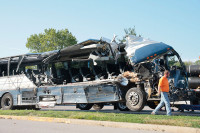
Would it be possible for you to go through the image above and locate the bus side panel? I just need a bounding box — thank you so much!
[62,86,88,103]
[86,84,119,103]
[0,75,38,106]
[37,86,62,104]
[62,83,120,104]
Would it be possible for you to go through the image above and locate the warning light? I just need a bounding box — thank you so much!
[154,54,157,56]
[167,48,170,50]
[147,57,149,59]
[150,56,153,58]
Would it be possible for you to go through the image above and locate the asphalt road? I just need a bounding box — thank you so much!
[42,105,200,116]
[0,119,164,133]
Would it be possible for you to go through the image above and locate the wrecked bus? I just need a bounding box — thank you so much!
[0,35,200,111]
[0,38,125,110]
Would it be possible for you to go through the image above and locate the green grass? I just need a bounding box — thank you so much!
[0,110,200,128]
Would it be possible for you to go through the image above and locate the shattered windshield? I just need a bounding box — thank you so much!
[167,55,181,68]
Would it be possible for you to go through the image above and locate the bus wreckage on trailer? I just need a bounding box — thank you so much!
[0,35,200,111]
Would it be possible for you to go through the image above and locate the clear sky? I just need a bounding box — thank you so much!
[0,0,199,61]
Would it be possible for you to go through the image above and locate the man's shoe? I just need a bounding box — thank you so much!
[151,112,156,115]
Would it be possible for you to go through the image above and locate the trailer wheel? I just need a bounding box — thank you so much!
[147,101,160,109]
[92,103,104,111]
[116,102,130,111]
[1,93,13,110]
[126,88,146,111]
[77,103,93,110]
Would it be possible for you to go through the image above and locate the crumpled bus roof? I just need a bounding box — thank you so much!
[0,36,174,66]
[60,39,100,59]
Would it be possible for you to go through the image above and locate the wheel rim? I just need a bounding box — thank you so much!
[128,92,139,106]
[4,98,11,107]
[118,102,127,109]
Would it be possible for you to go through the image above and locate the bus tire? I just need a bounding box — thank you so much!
[116,102,130,111]
[92,103,104,111]
[1,93,13,110]
[125,88,146,111]
[77,103,93,110]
